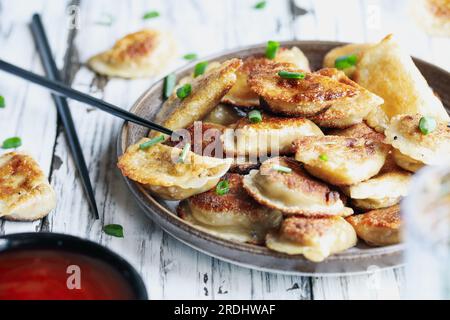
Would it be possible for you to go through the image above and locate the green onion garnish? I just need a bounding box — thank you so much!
[335,54,357,70]
[103,224,124,238]
[2,137,22,149]
[265,40,280,60]
[183,53,198,60]
[278,70,305,79]
[163,73,176,99]
[272,164,292,173]
[194,61,208,77]
[176,83,192,100]
[319,154,329,162]
[419,116,436,135]
[178,143,191,163]
[139,135,165,150]
[216,179,230,196]
[0,95,5,108]
[142,11,160,20]
[248,110,263,123]
[254,1,267,9]
[95,13,115,26]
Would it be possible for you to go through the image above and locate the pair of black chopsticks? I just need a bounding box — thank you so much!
[0,14,175,219]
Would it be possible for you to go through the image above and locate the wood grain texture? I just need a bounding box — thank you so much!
[1,0,447,299]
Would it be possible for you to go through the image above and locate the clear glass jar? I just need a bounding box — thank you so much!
[402,165,450,299]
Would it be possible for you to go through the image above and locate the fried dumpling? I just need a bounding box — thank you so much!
[0,152,56,221]
[266,216,357,262]
[222,47,311,107]
[248,64,383,128]
[354,34,449,121]
[202,104,244,126]
[87,29,176,78]
[346,205,401,246]
[118,139,232,200]
[411,0,450,37]
[222,114,323,156]
[385,114,450,172]
[151,58,242,137]
[329,122,386,142]
[242,157,353,216]
[177,174,282,244]
[341,170,411,210]
[323,43,372,78]
[293,136,389,185]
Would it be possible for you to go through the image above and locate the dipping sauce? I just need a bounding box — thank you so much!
[0,250,136,300]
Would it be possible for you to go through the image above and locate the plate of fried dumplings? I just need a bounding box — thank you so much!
[117,35,450,275]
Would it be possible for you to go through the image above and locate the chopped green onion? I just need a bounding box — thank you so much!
[0,95,5,108]
[2,137,21,149]
[419,116,436,135]
[254,1,267,9]
[278,70,305,79]
[319,154,329,162]
[178,143,191,163]
[335,54,357,70]
[103,224,124,238]
[265,40,280,60]
[216,179,230,196]
[272,164,292,173]
[142,11,160,20]
[183,53,198,60]
[248,110,263,123]
[139,135,165,150]
[176,83,192,100]
[194,61,208,77]
[95,13,115,26]
[163,73,176,99]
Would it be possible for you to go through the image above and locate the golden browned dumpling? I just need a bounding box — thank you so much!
[177,174,282,244]
[242,157,353,216]
[117,139,232,200]
[346,205,401,246]
[248,64,383,128]
[354,34,449,121]
[341,170,411,210]
[329,122,386,142]
[411,0,450,36]
[323,43,372,78]
[385,114,450,172]
[266,216,357,262]
[87,29,176,78]
[151,59,242,137]
[293,136,389,185]
[222,114,323,156]
[0,152,56,221]
[222,47,311,107]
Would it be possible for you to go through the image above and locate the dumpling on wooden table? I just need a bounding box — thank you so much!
[87,29,177,78]
[117,138,232,200]
[177,173,282,244]
[242,157,353,216]
[266,216,357,262]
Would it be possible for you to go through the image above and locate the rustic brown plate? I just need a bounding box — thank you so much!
[117,41,450,275]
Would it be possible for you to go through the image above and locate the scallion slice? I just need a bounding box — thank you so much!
[163,73,176,99]
[216,179,230,195]
[183,53,198,60]
[194,61,208,77]
[2,137,22,149]
[248,110,263,123]
[278,70,305,79]
[319,154,329,162]
[142,11,160,20]
[335,54,357,70]
[176,83,192,100]
[254,1,267,9]
[272,164,292,173]
[0,95,5,108]
[265,40,280,60]
[419,116,436,135]
[103,224,124,238]
[139,135,165,150]
[178,143,191,163]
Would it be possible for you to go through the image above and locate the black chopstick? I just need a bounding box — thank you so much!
[30,14,99,220]
[0,60,175,136]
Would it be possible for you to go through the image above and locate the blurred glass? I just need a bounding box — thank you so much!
[403,166,450,299]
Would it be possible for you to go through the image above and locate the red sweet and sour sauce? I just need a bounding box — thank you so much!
[0,250,136,300]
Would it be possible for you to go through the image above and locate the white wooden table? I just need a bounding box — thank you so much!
[1,0,448,300]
